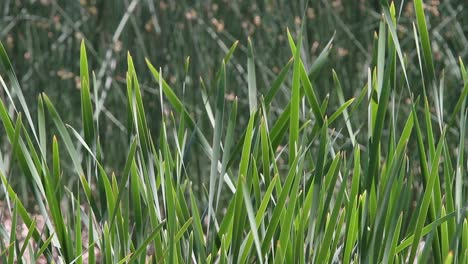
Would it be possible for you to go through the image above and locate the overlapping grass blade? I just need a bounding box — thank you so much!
[408,125,446,263]
[289,33,301,165]
[207,61,226,235]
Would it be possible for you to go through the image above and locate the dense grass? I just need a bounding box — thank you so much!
[0,1,467,263]
[1,0,467,177]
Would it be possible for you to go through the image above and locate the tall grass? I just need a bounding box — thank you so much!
[0,1,467,263]
[1,0,467,177]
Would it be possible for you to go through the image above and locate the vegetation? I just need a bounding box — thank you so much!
[0,0,467,263]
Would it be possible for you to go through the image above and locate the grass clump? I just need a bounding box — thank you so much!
[0,2,467,263]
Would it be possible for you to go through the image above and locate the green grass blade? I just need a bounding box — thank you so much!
[408,128,445,263]
[216,98,238,209]
[448,81,468,127]
[247,38,258,113]
[42,93,84,176]
[264,59,293,106]
[238,175,278,264]
[332,70,356,145]
[127,221,165,263]
[316,154,345,262]
[34,234,54,262]
[277,150,304,263]
[18,219,36,260]
[74,194,83,264]
[381,5,409,88]
[175,218,193,243]
[367,48,393,189]
[383,213,403,264]
[223,40,239,65]
[109,137,138,229]
[241,175,263,264]
[286,30,325,127]
[0,42,40,145]
[88,210,95,264]
[343,147,361,263]
[230,114,255,260]
[80,40,95,147]
[207,61,226,235]
[328,97,355,125]
[7,199,18,264]
[0,171,43,244]
[261,152,301,256]
[413,0,435,82]
[344,198,359,264]
[189,189,207,263]
[289,33,301,166]
[376,20,386,98]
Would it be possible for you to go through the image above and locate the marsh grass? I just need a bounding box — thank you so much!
[0,1,467,263]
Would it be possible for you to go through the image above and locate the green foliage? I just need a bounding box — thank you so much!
[0,1,467,263]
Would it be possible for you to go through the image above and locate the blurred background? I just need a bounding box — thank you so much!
[1,0,467,188]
